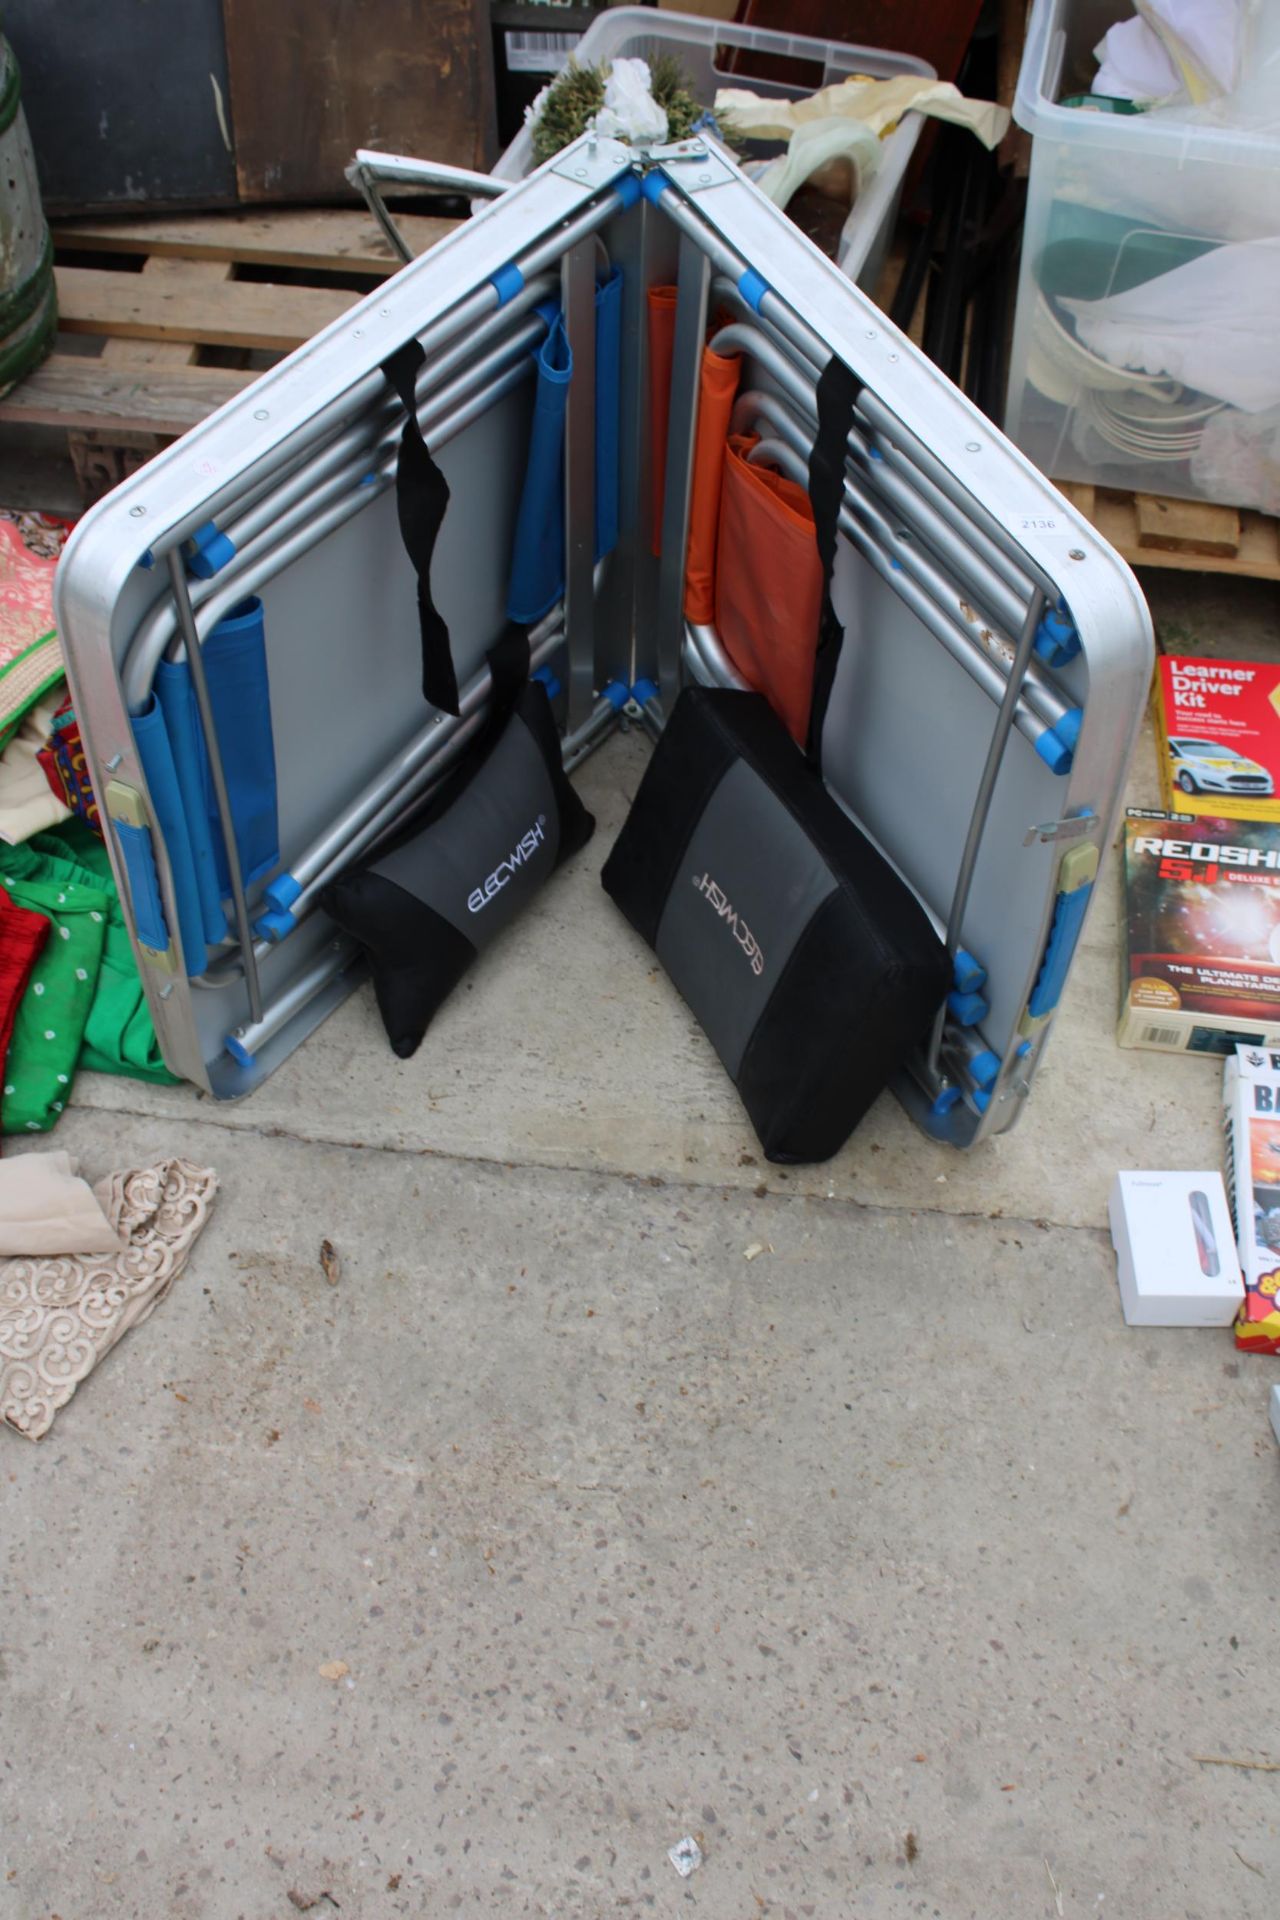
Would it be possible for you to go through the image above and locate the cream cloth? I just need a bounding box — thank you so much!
[0,1157,218,1440]
[0,1149,122,1256]
[0,685,72,846]
[715,75,1009,213]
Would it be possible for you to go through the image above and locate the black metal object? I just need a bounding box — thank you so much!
[5,0,238,214]
[490,1,612,149]
[892,22,1025,429]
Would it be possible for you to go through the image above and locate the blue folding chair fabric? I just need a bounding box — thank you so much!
[130,594,279,975]
[506,267,623,626]
[155,656,229,947]
[197,597,280,894]
[131,695,213,974]
[507,311,573,625]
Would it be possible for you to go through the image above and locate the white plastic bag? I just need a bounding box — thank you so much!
[594,56,668,145]
[1094,16,1182,99]
[1139,0,1244,101]
[1094,0,1244,104]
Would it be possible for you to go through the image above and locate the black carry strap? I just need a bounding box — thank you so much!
[805,355,863,768]
[484,621,533,728]
[382,338,460,717]
[368,622,532,866]
[436,621,531,795]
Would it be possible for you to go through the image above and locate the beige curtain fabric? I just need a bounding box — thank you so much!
[0,1150,123,1256]
[0,1158,218,1441]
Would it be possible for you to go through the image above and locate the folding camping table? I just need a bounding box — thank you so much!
[54,129,1153,1148]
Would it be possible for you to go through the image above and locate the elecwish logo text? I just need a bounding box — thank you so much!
[468,816,547,913]
[692,871,764,975]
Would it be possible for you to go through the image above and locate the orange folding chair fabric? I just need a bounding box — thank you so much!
[715,434,823,746]
[683,347,742,624]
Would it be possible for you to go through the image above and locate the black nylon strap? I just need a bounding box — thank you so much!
[382,338,460,717]
[805,355,862,768]
[485,621,532,723]
[443,623,531,791]
[362,622,533,870]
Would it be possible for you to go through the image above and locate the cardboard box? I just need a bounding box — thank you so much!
[1108,1171,1243,1327]
[1118,810,1280,1056]
[1154,656,1280,824]
[1222,1046,1280,1352]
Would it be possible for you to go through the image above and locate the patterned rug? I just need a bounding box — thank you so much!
[0,510,73,747]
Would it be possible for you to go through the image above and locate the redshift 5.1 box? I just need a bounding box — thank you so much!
[1154,656,1280,823]
[1120,810,1280,1054]
[1223,1045,1280,1352]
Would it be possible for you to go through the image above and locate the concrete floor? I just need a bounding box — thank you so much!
[5,563,1280,1918]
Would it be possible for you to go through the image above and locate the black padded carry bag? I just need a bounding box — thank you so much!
[601,353,947,1162]
[601,686,948,1161]
[322,628,593,1057]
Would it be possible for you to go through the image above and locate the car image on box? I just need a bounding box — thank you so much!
[1168,737,1275,797]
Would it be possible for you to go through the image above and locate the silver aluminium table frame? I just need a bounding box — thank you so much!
[55,130,1151,1146]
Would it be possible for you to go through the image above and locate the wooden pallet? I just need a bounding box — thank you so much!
[1056,483,1280,584]
[1,208,461,500]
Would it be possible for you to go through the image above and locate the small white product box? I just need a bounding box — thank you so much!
[1108,1171,1244,1327]
[1271,1385,1280,1449]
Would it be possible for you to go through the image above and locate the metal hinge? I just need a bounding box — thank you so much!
[640,137,736,191]
[1023,814,1096,848]
[550,135,637,190]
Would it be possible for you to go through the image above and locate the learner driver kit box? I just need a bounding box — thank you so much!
[1154,656,1280,824]
[1119,810,1280,1055]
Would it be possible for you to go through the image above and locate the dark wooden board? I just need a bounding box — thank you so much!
[222,0,497,203]
[4,0,238,213]
[734,0,986,83]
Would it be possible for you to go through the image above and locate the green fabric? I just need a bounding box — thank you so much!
[0,845,106,1132]
[32,821,178,1084]
[0,825,177,1132]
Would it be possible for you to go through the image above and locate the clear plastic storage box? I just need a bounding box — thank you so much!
[493,6,933,293]
[1004,0,1280,510]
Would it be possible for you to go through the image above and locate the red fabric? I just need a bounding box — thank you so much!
[0,886,51,1149]
[647,285,679,557]
[37,697,101,834]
